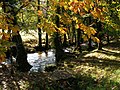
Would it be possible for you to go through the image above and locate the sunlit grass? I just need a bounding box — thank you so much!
[71,65,120,89]
[103,48,120,53]
[84,48,120,61]
[67,44,120,89]
[73,63,120,83]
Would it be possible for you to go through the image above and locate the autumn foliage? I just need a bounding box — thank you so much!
[37,0,109,43]
[0,0,119,62]
[0,11,19,62]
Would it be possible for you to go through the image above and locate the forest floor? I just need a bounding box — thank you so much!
[0,40,120,90]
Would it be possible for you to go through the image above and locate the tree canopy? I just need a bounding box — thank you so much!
[0,0,120,62]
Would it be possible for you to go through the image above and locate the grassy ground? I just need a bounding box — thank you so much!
[64,41,120,90]
[0,41,120,90]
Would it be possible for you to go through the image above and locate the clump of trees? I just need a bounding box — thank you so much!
[0,0,120,72]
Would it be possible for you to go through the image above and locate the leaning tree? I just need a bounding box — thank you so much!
[1,0,33,72]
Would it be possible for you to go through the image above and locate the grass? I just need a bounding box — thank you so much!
[63,41,120,90]
[0,41,120,90]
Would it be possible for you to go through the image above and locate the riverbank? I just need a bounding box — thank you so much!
[0,41,120,90]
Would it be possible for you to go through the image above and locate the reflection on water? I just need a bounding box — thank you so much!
[1,47,74,72]
[27,49,56,72]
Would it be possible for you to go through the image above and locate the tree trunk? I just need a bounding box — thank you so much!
[12,33,32,72]
[45,0,49,50]
[55,6,64,64]
[54,33,64,63]
[86,16,93,51]
[68,26,72,45]
[98,38,103,50]
[63,34,67,47]
[2,1,32,72]
[38,27,42,50]
[77,29,82,52]
[75,33,77,45]
[98,37,103,50]
[38,0,42,50]
[12,14,32,72]
[107,34,110,44]
[45,33,49,50]
[72,21,76,45]
[97,21,103,50]
[88,37,92,51]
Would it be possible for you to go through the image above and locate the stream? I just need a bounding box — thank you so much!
[1,45,89,72]
[27,49,56,72]
[27,43,95,72]
[27,47,76,72]
[0,48,74,72]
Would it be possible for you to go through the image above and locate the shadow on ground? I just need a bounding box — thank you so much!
[1,41,120,90]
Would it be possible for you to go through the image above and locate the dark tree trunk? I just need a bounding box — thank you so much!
[54,33,64,63]
[38,27,42,50]
[45,0,49,50]
[55,6,64,64]
[12,33,32,72]
[72,21,76,45]
[107,34,110,44]
[68,26,72,45]
[63,34,67,47]
[38,0,42,50]
[98,38,103,50]
[87,17,93,51]
[45,33,49,50]
[75,33,77,45]
[12,16,32,72]
[77,29,82,52]
[88,37,92,51]
[97,21,103,50]
[2,1,32,72]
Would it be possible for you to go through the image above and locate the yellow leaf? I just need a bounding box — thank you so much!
[75,24,79,29]
[84,0,92,4]
[79,11,86,16]
[83,6,89,12]
[58,27,66,34]
[90,2,94,8]
[64,5,68,10]
[100,16,105,22]
[102,7,108,12]
[0,54,6,62]
[90,27,96,35]
[86,29,91,38]
[95,0,99,4]
[93,37,100,43]
[11,25,20,33]
[0,23,2,29]
[69,6,73,10]
[0,15,3,19]
[46,27,56,35]
[82,35,88,41]
[96,8,101,15]
[22,0,29,3]
[72,16,77,21]
[5,34,10,40]
[38,10,43,16]
[2,33,10,40]
[79,23,87,32]
[91,10,98,19]
[59,2,65,6]
[3,24,9,30]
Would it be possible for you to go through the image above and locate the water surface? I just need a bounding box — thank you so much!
[27,49,56,72]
